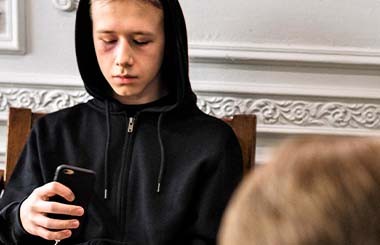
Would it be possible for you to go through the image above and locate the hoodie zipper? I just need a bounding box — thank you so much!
[117,115,136,238]
[127,117,134,132]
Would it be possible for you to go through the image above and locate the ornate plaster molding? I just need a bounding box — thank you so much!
[189,43,380,67]
[197,96,380,130]
[0,88,91,113]
[52,0,79,12]
[0,0,26,54]
[1,87,380,131]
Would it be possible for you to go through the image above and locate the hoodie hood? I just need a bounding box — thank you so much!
[75,0,198,198]
[75,0,197,109]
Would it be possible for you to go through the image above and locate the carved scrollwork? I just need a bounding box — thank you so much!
[52,0,79,12]
[1,88,380,130]
[0,88,91,113]
[197,96,380,130]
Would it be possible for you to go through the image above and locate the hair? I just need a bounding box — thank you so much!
[90,0,162,9]
[218,135,380,245]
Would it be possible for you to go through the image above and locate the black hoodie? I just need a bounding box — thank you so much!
[0,0,243,244]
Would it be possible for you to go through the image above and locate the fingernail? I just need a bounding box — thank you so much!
[76,207,84,216]
[72,220,79,227]
[69,194,75,202]
[64,230,72,237]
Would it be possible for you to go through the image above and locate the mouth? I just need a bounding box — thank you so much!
[113,74,138,78]
[112,74,138,83]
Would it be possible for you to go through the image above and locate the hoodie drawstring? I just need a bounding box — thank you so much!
[156,113,165,193]
[104,102,166,195]
[104,100,111,200]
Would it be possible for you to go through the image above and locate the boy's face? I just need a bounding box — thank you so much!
[92,0,165,104]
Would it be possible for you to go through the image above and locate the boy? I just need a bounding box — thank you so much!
[0,0,242,244]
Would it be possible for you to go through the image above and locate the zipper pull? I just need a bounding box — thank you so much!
[128,117,135,133]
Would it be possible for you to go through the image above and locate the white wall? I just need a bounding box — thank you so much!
[1,0,380,169]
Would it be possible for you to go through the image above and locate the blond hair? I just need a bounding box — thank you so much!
[219,135,380,245]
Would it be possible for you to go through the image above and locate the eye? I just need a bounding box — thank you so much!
[102,39,117,45]
[133,40,150,46]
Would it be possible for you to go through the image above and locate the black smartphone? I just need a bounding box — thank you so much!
[48,164,96,220]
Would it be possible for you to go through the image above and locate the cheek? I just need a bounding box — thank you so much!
[96,53,114,77]
[149,42,165,67]
[95,42,114,57]
[158,42,165,61]
[95,47,113,67]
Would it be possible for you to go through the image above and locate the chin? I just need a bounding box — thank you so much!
[116,93,134,98]
[115,90,141,98]
[113,88,134,96]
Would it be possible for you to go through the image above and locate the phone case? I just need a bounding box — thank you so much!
[48,164,96,220]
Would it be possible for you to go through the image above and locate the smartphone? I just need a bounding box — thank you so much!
[48,164,96,220]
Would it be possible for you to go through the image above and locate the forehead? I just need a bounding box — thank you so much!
[91,0,164,32]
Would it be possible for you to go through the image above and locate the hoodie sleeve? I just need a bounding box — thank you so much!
[0,126,51,244]
[187,129,243,245]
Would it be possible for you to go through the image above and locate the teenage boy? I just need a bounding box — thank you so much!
[0,0,243,244]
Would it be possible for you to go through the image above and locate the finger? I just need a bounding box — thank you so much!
[34,182,75,202]
[34,200,84,217]
[33,225,72,241]
[34,215,80,230]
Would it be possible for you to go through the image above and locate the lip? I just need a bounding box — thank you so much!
[112,75,138,84]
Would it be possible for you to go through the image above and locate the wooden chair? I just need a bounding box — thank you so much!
[0,107,256,191]
[0,107,45,190]
[223,115,256,175]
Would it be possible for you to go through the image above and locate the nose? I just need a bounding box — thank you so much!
[115,40,134,67]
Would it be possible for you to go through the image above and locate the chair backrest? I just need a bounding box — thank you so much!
[0,108,45,187]
[0,107,256,189]
[223,115,256,175]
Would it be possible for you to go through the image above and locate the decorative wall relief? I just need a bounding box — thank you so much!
[197,96,380,130]
[0,0,25,54]
[52,0,79,12]
[0,0,5,34]
[0,88,91,113]
[1,87,380,132]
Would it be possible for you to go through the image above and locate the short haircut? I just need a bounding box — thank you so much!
[90,0,162,12]
[219,135,380,245]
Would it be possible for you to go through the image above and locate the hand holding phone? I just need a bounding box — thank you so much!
[48,164,96,220]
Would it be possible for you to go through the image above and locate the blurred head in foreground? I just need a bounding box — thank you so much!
[219,135,380,245]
